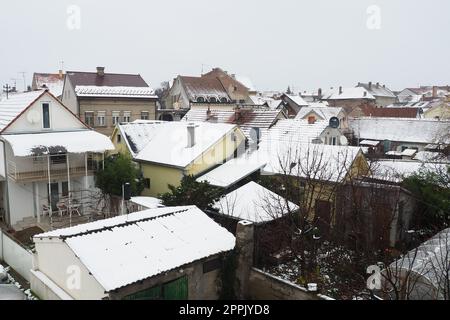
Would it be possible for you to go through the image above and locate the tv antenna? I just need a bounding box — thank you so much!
[3,84,11,99]
[19,72,27,91]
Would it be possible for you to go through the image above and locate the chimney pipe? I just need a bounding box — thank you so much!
[376,82,380,88]
[187,123,196,148]
[318,88,322,99]
[59,69,64,79]
[97,67,105,77]
[369,82,372,90]
[339,86,343,95]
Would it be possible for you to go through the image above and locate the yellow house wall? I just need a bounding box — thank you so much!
[140,163,184,197]
[186,127,246,176]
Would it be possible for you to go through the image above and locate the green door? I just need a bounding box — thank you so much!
[122,285,162,300]
[163,276,188,300]
[122,276,188,300]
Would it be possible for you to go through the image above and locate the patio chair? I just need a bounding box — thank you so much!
[56,202,68,217]
[42,204,51,217]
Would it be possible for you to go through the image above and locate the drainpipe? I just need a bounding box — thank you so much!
[0,139,11,227]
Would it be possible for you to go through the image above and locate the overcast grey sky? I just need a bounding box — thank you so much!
[1,0,449,93]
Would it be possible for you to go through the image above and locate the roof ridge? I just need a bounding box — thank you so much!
[53,208,192,240]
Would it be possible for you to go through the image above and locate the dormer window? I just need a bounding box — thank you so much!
[220,97,228,103]
[209,97,218,103]
[42,103,50,128]
[196,97,205,103]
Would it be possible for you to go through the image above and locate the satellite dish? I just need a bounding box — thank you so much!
[340,136,349,146]
[27,110,41,124]
[329,117,340,129]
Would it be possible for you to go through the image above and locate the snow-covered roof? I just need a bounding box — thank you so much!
[326,87,375,100]
[284,94,309,107]
[356,83,396,98]
[295,106,343,121]
[349,118,450,144]
[233,75,255,92]
[133,121,239,168]
[117,121,166,156]
[182,108,283,141]
[35,206,235,292]
[75,86,157,98]
[196,151,266,188]
[130,196,164,209]
[360,139,380,146]
[2,130,114,156]
[402,148,418,157]
[0,90,46,131]
[387,228,450,299]
[261,142,363,182]
[371,160,449,183]
[214,181,298,223]
[263,119,329,144]
[33,73,64,97]
[413,151,449,163]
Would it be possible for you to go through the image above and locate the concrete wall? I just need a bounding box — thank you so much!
[32,237,107,300]
[110,257,222,300]
[248,268,323,300]
[0,229,33,281]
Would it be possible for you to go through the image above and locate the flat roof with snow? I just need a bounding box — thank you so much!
[2,130,114,156]
[35,206,235,292]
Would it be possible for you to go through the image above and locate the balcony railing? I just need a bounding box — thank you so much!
[7,153,102,182]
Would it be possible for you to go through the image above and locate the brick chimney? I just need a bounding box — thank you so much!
[96,66,105,77]
[187,123,196,148]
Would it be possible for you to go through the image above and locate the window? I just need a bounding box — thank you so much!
[144,178,151,189]
[196,97,205,103]
[220,97,228,103]
[117,134,121,143]
[112,111,120,125]
[42,103,50,128]
[85,112,94,127]
[50,154,67,165]
[209,97,218,103]
[97,111,106,127]
[62,181,69,197]
[141,111,149,120]
[123,111,131,123]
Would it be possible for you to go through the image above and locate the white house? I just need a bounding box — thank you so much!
[31,205,236,300]
[0,90,114,230]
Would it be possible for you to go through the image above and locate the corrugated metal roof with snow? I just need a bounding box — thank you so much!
[35,206,236,292]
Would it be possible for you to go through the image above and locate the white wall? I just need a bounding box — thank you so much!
[0,229,33,281]
[4,92,85,134]
[61,77,79,115]
[33,238,107,300]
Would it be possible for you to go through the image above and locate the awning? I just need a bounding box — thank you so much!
[2,130,114,157]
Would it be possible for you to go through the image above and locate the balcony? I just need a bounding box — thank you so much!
[7,153,102,183]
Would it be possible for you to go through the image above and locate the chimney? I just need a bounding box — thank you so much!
[339,86,343,95]
[432,86,437,98]
[96,66,105,77]
[369,82,372,90]
[318,88,322,99]
[363,91,367,97]
[376,82,380,88]
[187,123,196,148]
[59,69,64,79]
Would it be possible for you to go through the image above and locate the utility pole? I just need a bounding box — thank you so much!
[3,84,11,99]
